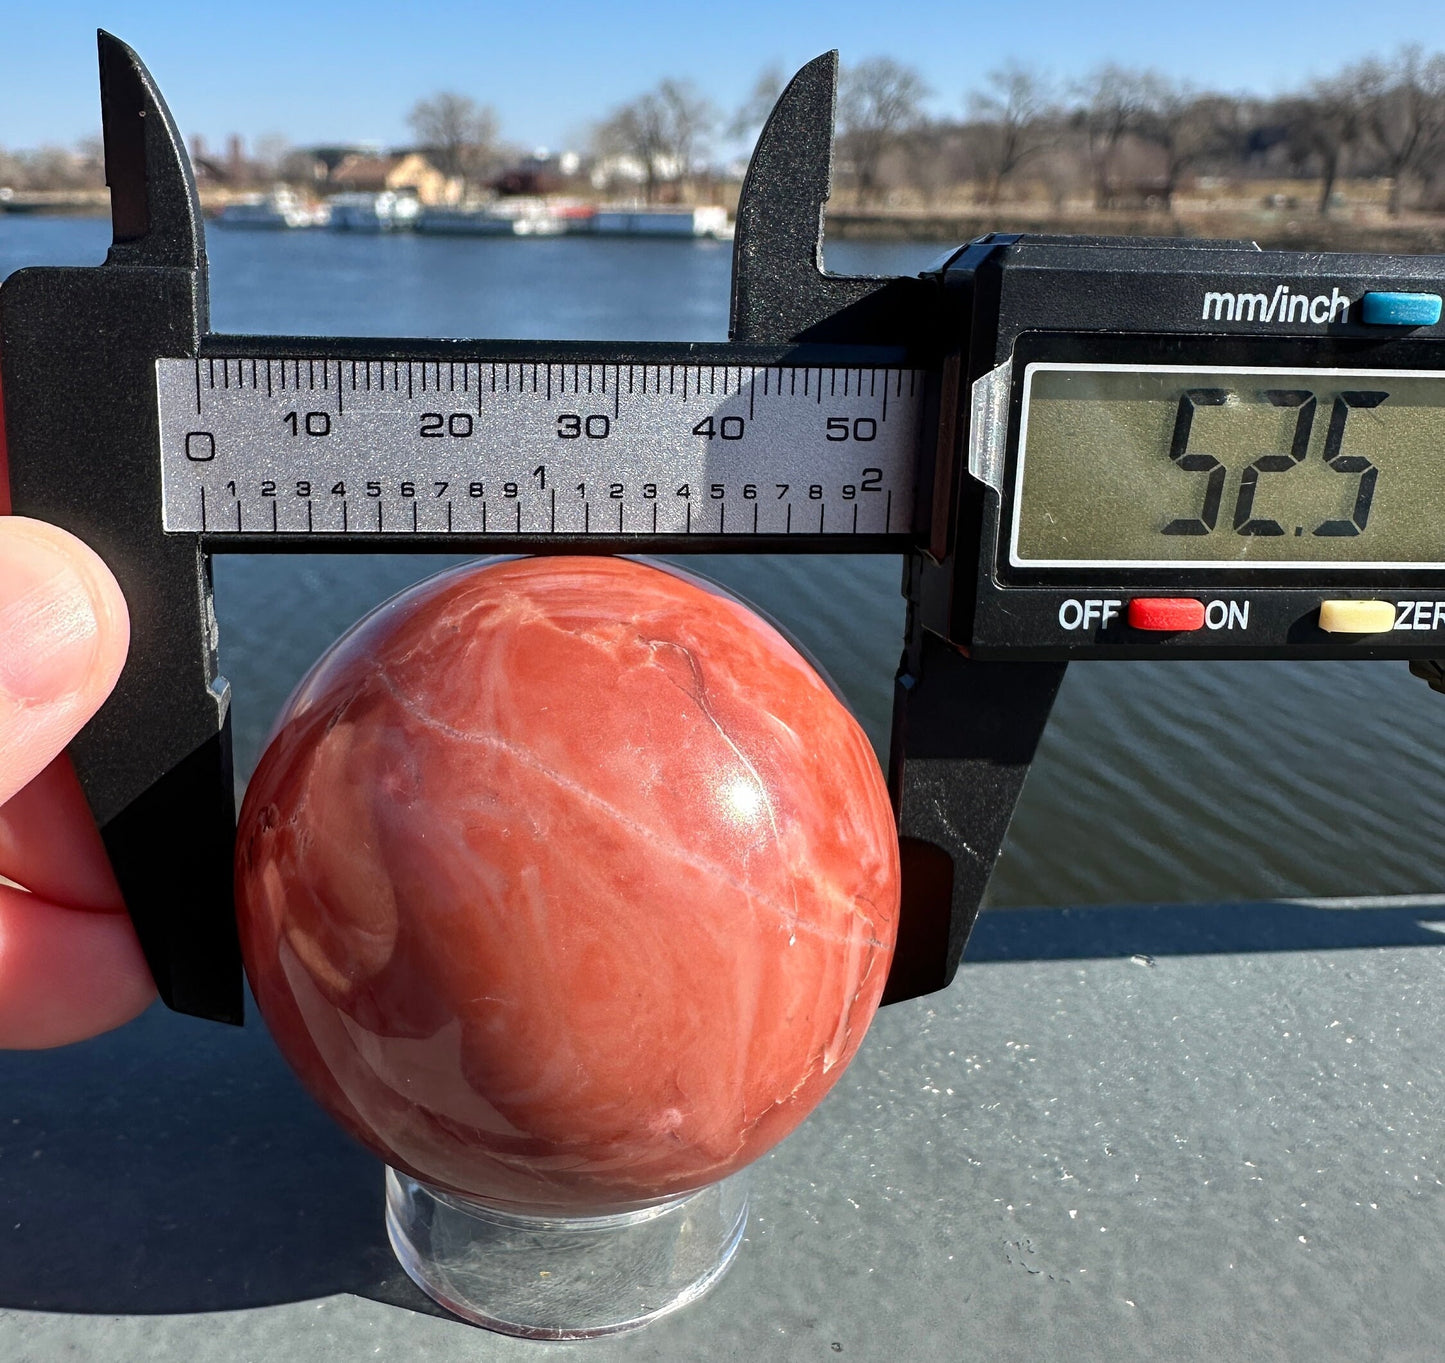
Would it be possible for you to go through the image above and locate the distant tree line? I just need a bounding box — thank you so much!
[828,46,1445,217]
[591,45,1445,215]
[4,45,1444,217]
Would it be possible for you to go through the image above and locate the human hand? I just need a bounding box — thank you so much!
[0,516,155,1047]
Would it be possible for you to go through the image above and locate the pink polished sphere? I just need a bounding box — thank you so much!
[235,556,900,1213]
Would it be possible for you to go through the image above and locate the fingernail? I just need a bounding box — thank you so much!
[0,529,101,704]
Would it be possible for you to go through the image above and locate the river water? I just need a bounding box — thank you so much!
[4,214,1445,909]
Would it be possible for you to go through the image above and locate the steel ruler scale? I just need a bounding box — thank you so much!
[157,355,925,543]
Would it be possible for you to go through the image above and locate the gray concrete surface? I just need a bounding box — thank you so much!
[2,896,1443,1362]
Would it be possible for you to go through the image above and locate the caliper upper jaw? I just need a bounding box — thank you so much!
[98,29,209,286]
[728,51,932,351]
[0,33,240,1023]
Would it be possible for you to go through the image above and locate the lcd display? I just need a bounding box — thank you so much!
[1010,363,1445,567]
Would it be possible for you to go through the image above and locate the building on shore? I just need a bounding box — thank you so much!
[328,152,458,206]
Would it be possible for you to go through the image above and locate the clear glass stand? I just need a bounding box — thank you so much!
[384,1167,749,1339]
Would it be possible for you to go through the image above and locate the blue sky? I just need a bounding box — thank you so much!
[0,0,1441,154]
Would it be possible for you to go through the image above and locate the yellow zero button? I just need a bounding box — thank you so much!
[1318,600,1397,634]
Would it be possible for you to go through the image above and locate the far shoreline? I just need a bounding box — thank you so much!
[5,200,1445,255]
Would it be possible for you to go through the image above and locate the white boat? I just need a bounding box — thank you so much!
[416,198,573,238]
[216,188,329,229]
[328,191,421,232]
[589,206,731,239]
[490,197,568,236]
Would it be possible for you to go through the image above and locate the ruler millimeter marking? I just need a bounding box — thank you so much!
[157,357,925,544]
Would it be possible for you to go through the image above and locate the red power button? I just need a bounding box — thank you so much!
[1128,598,1206,631]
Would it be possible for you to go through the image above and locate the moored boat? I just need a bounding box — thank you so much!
[414,207,514,236]
[328,190,421,232]
[216,188,329,229]
[589,206,731,239]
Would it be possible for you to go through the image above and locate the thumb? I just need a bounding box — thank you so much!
[0,517,130,809]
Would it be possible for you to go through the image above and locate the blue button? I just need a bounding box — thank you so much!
[1361,291,1443,326]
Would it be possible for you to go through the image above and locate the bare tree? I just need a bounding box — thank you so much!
[1072,65,1151,209]
[1357,47,1445,214]
[838,57,929,206]
[899,120,966,206]
[594,80,717,204]
[252,133,292,182]
[1132,77,1238,210]
[729,65,786,144]
[3,143,104,191]
[407,92,500,192]
[967,64,1055,203]
[1282,75,1365,215]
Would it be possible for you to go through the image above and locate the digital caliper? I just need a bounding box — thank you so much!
[2,34,1443,1025]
